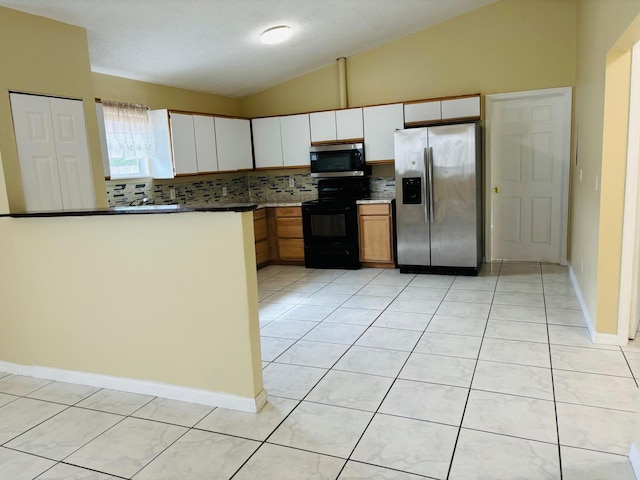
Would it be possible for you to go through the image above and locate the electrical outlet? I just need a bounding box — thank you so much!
[222,186,228,197]
[169,188,176,200]
[579,169,582,182]
[288,177,295,188]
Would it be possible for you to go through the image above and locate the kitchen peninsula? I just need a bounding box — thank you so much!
[0,205,266,412]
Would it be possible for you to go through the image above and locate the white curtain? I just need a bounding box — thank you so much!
[102,101,154,177]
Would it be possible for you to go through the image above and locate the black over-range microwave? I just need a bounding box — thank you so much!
[310,143,370,178]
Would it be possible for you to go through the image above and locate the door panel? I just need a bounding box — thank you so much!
[428,123,478,267]
[10,93,63,211]
[49,97,95,210]
[497,197,521,243]
[395,128,430,266]
[490,91,569,262]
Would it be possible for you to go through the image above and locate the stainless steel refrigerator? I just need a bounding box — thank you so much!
[395,123,482,275]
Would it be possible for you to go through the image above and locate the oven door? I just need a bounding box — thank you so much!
[302,202,357,246]
[302,202,361,269]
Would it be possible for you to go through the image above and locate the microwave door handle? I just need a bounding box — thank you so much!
[423,147,429,224]
[428,147,435,224]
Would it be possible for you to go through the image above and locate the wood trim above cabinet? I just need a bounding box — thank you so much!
[310,137,364,147]
[403,93,481,105]
[404,116,481,127]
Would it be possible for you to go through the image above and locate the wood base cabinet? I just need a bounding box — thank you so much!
[358,203,394,267]
[276,207,304,263]
[253,208,271,267]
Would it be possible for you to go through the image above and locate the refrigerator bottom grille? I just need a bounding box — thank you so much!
[398,264,480,276]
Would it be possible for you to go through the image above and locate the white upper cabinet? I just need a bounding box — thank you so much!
[170,112,198,175]
[252,116,283,168]
[11,93,95,211]
[404,100,442,124]
[336,108,363,140]
[310,108,364,143]
[170,113,219,175]
[253,114,311,169]
[404,95,481,125]
[215,117,253,171]
[281,114,310,167]
[309,110,336,143]
[441,96,481,119]
[193,115,218,173]
[363,103,404,162]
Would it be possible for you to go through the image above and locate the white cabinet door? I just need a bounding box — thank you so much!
[441,96,481,120]
[336,108,363,140]
[215,117,253,171]
[148,110,174,179]
[170,113,198,175]
[95,102,110,178]
[363,103,404,162]
[404,100,442,124]
[11,93,95,211]
[310,111,337,142]
[193,115,218,173]
[281,114,310,167]
[252,116,283,168]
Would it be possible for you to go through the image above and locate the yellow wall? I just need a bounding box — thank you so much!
[0,211,263,401]
[92,73,242,116]
[571,1,640,334]
[240,0,577,117]
[0,6,107,211]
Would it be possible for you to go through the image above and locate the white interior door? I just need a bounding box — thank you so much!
[11,93,95,211]
[487,88,571,263]
[49,97,95,210]
[11,93,64,211]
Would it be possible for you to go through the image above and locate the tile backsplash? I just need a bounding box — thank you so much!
[106,171,395,207]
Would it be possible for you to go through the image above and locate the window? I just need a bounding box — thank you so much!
[102,101,154,178]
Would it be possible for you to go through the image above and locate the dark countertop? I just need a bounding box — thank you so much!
[5,203,258,218]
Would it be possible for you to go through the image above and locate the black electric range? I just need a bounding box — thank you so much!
[302,178,370,270]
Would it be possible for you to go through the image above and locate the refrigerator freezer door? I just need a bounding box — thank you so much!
[428,123,479,268]
[395,128,431,267]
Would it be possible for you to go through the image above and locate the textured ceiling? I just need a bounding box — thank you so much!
[0,0,497,98]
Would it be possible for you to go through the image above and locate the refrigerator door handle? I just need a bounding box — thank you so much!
[423,147,429,224]
[427,147,435,223]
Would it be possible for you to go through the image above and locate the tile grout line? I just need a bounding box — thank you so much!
[230,268,394,478]
[542,262,564,480]
[444,260,500,480]
[337,270,448,479]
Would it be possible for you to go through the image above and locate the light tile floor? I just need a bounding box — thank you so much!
[1,262,639,479]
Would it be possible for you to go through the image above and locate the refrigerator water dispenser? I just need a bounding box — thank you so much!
[402,177,422,204]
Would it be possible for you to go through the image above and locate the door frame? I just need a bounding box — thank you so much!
[617,41,640,345]
[484,87,572,265]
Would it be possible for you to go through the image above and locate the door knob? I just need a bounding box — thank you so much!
[494,187,501,193]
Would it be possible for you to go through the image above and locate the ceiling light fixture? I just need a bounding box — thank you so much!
[260,25,293,45]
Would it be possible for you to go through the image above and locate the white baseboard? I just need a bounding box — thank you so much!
[569,266,624,346]
[0,361,267,413]
[630,443,640,479]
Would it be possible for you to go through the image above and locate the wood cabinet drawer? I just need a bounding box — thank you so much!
[254,217,268,242]
[276,207,302,217]
[277,217,303,238]
[278,238,304,260]
[255,239,270,265]
[359,203,390,216]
